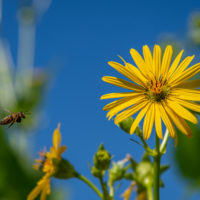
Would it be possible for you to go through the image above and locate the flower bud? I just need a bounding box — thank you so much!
[108,160,127,185]
[118,117,142,137]
[91,166,104,178]
[53,158,77,179]
[93,144,111,171]
[135,161,154,187]
[118,117,134,134]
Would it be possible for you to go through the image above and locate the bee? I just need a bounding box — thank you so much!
[0,111,26,128]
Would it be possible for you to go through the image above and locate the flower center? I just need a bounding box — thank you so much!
[146,80,170,102]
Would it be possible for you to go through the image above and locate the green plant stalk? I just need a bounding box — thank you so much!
[147,186,153,200]
[76,174,103,199]
[153,135,160,200]
[109,184,114,199]
[99,176,111,200]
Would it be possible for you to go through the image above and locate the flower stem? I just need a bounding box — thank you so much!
[99,176,111,200]
[153,134,160,200]
[76,174,103,199]
[147,186,153,200]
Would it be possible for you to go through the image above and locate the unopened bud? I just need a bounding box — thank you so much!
[93,144,111,171]
[109,159,127,185]
[135,161,154,187]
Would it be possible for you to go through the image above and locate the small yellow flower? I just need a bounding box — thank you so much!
[101,45,200,139]
[27,123,66,200]
[121,182,136,200]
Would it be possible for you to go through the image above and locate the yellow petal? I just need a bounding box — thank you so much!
[171,88,200,101]
[168,55,194,83]
[169,63,200,86]
[40,180,51,200]
[160,45,173,78]
[103,97,135,111]
[107,96,146,120]
[158,103,176,138]
[101,92,143,100]
[143,45,154,80]
[175,79,200,89]
[27,184,43,200]
[164,103,192,137]
[154,103,163,139]
[114,100,148,124]
[53,123,61,150]
[169,97,200,113]
[143,104,155,139]
[143,45,153,69]
[153,45,161,79]
[130,103,151,135]
[167,50,184,78]
[125,63,147,87]
[108,61,140,83]
[102,76,143,91]
[166,99,198,124]
[130,48,149,78]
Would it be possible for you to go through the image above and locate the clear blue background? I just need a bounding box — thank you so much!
[3,0,200,199]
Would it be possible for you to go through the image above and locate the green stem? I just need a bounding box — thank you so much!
[160,129,169,154]
[147,186,153,200]
[76,174,103,199]
[99,177,110,200]
[153,135,160,200]
[109,184,114,199]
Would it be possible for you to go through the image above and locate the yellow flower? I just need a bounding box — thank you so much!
[121,182,136,200]
[101,45,200,139]
[27,123,66,200]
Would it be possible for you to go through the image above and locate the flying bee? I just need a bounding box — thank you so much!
[0,111,26,128]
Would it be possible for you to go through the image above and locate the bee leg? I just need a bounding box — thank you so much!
[8,121,15,128]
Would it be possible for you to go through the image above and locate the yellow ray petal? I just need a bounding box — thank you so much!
[171,88,200,101]
[153,45,161,79]
[108,61,140,84]
[164,102,192,137]
[143,104,155,139]
[125,63,147,87]
[103,97,135,111]
[158,103,176,138]
[169,63,200,86]
[130,48,149,78]
[27,184,43,200]
[101,92,142,100]
[166,99,198,124]
[168,55,194,83]
[102,76,143,91]
[160,45,173,78]
[53,124,61,150]
[130,102,151,135]
[169,97,200,113]
[167,50,184,79]
[143,45,154,79]
[175,79,200,89]
[114,100,148,124]
[107,96,146,120]
[154,103,163,139]
[143,45,153,68]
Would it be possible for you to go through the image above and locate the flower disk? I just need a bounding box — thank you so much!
[101,45,200,139]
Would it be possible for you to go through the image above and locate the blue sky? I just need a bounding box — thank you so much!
[3,0,200,199]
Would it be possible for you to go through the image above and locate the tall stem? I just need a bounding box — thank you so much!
[153,135,160,200]
[147,186,153,200]
[99,176,110,200]
[76,174,103,199]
